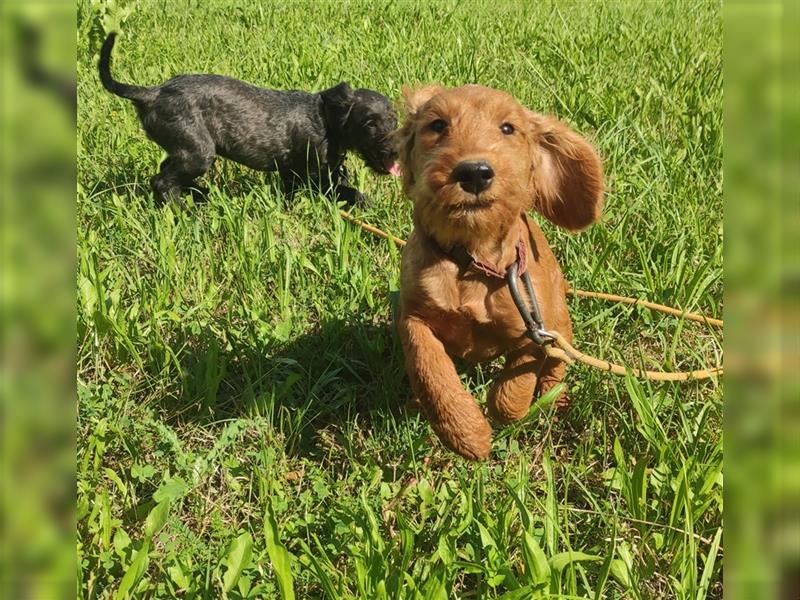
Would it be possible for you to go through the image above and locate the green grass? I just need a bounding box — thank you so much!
[77,1,723,598]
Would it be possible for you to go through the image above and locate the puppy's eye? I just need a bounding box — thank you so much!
[428,119,448,134]
[500,123,515,135]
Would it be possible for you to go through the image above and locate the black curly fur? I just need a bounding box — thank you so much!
[99,33,397,205]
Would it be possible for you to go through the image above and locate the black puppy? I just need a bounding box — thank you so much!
[99,33,400,205]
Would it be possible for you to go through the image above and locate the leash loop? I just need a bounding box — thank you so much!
[506,262,555,346]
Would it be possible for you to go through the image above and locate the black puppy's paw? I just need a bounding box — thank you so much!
[187,183,210,203]
[336,185,372,209]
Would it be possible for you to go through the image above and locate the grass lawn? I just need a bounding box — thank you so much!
[77,1,723,598]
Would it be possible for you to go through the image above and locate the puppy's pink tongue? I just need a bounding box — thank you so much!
[386,161,402,177]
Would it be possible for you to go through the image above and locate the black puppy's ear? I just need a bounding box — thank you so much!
[321,82,355,134]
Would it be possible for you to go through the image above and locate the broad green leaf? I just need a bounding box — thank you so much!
[498,566,521,591]
[301,256,320,276]
[403,572,423,600]
[99,491,112,550]
[537,383,565,408]
[105,468,127,497]
[238,574,252,598]
[497,586,534,600]
[594,528,617,600]
[131,463,156,482]
[115,542,150,599]
[222,531,253,593]
[477,521,497,549]
[609,559,632,589]
[153,477,188,504]
[264,504,296,600]
[631,457,649,520]
[696,527,723,600]
[487,572,506,587]
[505,482,532,530]
[298,537,338,600]
[273,318,293,342]
[549,551,603,573]
[168,563,190,591]
[78,274,98,316]
[521,531,551,587]
[417,478,435,505]
[397,517,415,574]
[144,500,170,538]
[419,567,448,600]
[435,535,454,565]
[113,528,131,560]
[542,453,557,555]
[451,560,485,575]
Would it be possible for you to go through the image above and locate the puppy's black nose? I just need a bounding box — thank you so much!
[452,160,494,194]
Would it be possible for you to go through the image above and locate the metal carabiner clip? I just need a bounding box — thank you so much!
[506,262,554,346]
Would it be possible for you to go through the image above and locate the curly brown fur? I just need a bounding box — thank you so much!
[395,84,603,460]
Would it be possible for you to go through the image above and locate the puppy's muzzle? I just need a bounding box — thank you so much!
[451,160,495,194]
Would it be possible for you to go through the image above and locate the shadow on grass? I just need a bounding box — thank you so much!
[85,160,280,205]
[173,316,411,459]
[169,315,596,462]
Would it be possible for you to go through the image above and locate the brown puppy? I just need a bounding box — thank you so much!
[395,84,604,460]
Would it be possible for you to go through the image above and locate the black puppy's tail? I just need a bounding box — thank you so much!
[99,33,156,104]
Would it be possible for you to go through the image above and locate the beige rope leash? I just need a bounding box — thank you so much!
[542,330,722,381]
[338,209,723,381]
[339,209,407,248]
[567,289,723,328]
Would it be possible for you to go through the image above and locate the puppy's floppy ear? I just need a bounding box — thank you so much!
[393,85,443,191]
[321,82,355,134]
[400,84,442,116]
[527,111,604,231]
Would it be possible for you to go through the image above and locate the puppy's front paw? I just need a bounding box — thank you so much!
[347,190,372,208]
[488,406,527,425]
[451,420,492,461]
[187,183,210,202]
[335,185,372,208]
[487,387,532,424]
[428,395,492,460]
[353,192,372,207]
